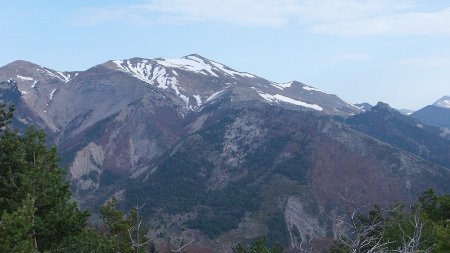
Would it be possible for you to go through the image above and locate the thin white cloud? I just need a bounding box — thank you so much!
[73,0,450,36]
[312,7,450,36]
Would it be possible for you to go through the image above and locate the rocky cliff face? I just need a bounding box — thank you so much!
[1,56,449,252]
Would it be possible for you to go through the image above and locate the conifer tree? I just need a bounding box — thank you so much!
[0,102,90,252]
[101,198,151,253]
[0,196,36,253]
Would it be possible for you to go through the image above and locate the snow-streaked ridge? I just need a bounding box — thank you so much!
[111,56,255,111]
[257,91,323,111]
[112,59,193,110]
[156,55,219,77]
[156,55,255,78]
[303,85,329,94]
[112,59,178,89]
[36,67,75,83]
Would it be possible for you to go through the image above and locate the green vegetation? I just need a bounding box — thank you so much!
[233,238,283,253]
[0,103,153,253]
[123,109,314,239]
[0,114,90,251]
[330,189,450,253]
[2,101,449,252]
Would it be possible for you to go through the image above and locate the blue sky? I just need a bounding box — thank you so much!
[1,0,450,110]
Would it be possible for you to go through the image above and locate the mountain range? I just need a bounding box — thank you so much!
[411,96,450,130]
[1,55,449,252]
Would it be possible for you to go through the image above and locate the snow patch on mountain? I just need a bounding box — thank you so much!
[31,80,38,88]
[49,89,56,100]
[113,60,177,89]
[157,55,219,77]
[257,91,323,111]
[156,55,255,79]
[206,88,228,103]
[57,71,72,83]
[36,68,73,83]
[303,85,329,94]
[209,60,255,78]
[271,82,292,90]
[194,95,202,106]
[113,59,195,109]
[16,75,33,81]
[433,96,450,109]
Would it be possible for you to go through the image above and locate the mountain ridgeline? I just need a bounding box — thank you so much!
[1,55,449,252]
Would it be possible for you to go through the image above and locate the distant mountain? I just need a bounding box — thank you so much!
[397,108,415,115]
[355,102,415,116]
[433,96,450,109]
[354,102,372,111]
[1,56,449,252]
[346,102,450,168]
[412,96,450,129]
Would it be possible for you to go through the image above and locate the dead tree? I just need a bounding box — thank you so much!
[333,194,390,253]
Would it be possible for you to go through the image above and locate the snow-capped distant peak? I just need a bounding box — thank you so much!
[433,96,450,109]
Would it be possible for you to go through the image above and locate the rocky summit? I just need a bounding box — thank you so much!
[1,55,449,252]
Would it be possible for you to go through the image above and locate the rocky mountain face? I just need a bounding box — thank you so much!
[412,96,450,129]
[346,102,450,168]
[1,56,449,252]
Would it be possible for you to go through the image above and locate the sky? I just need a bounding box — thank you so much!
[1,0,450,110]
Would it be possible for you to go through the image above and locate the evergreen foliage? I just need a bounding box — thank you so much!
[0,102,153,253]
[0,196,36,253]
[101,198,152,253]
[0,127,90,251]
[233,238,284,253]
[330,189,450,253]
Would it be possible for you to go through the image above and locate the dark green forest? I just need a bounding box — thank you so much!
[1,102,449,253]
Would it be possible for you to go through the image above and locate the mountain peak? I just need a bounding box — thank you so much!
[354,102,373,111]
[181,53,209,61]
[372,102,398,114]
[4,60,41,69]
[109,55,257,82]
[433,96,450,109]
